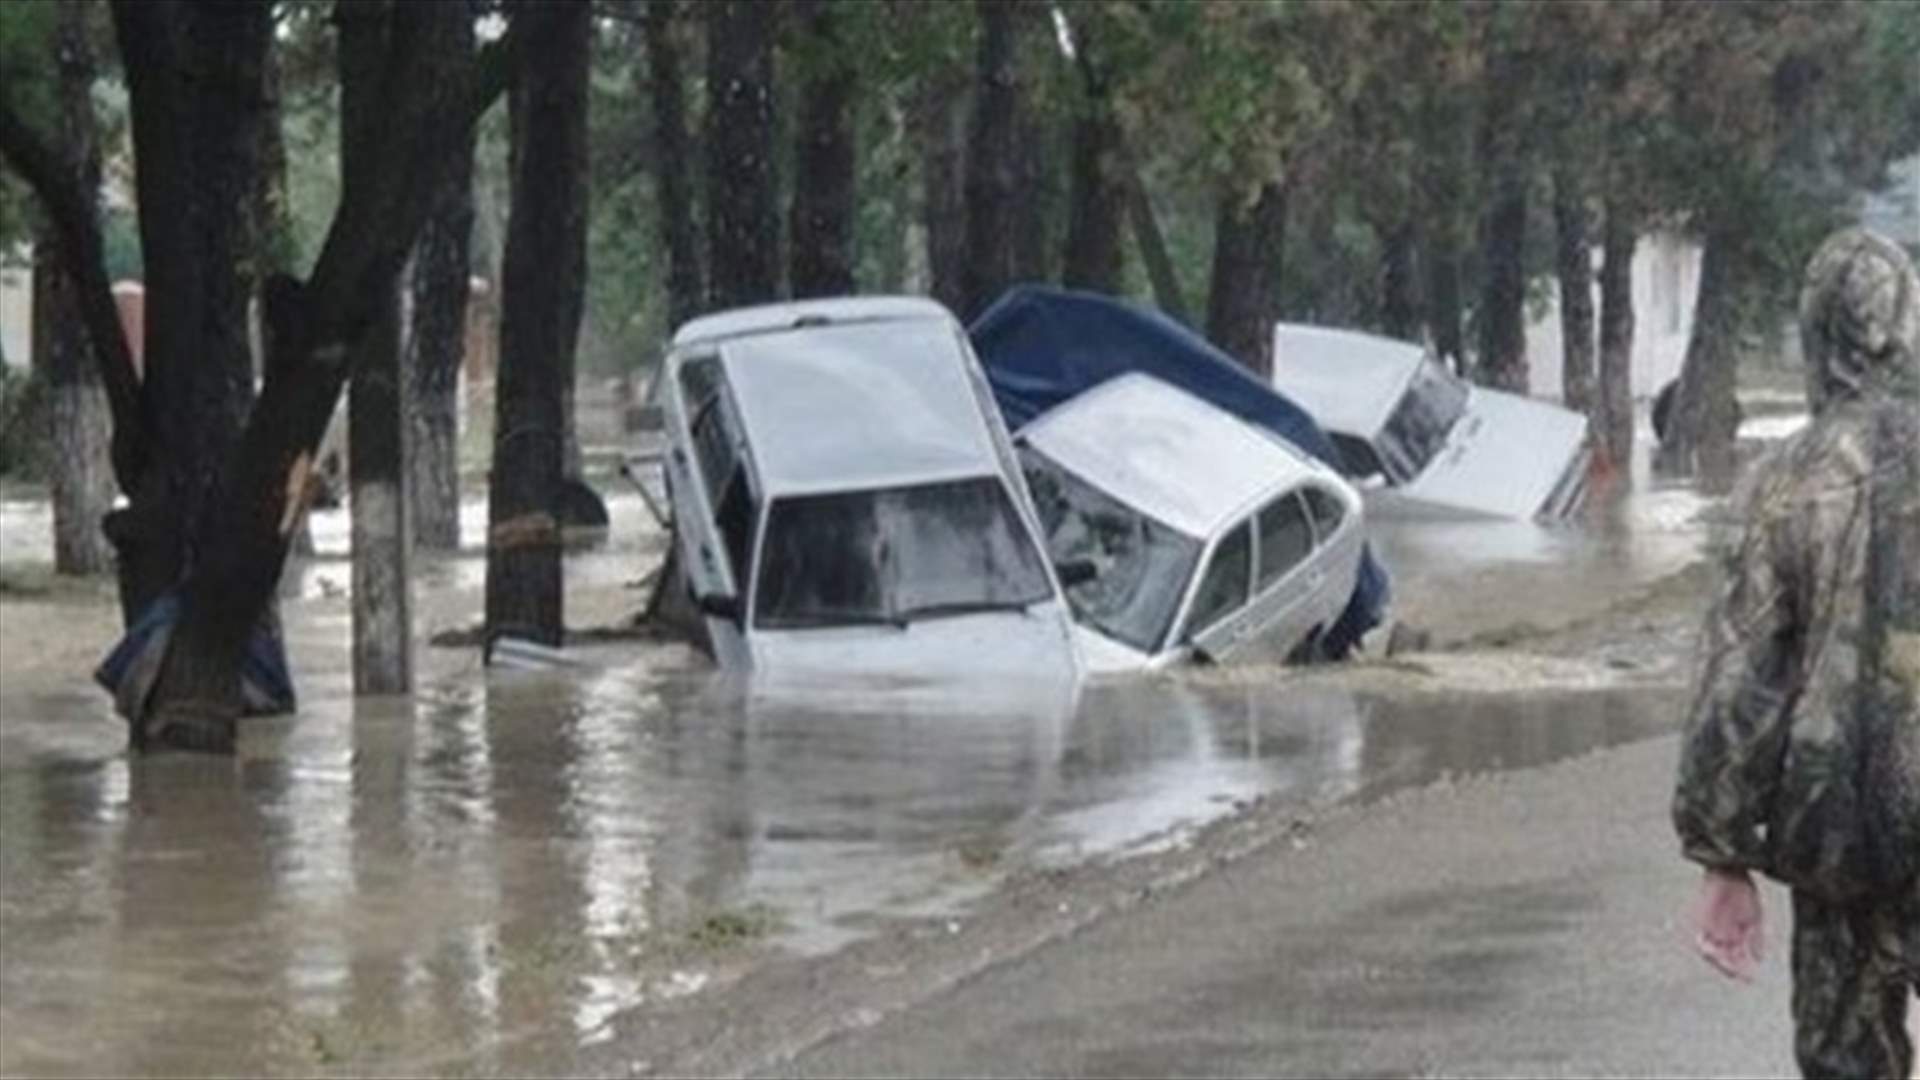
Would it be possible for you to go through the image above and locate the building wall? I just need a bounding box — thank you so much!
[1523,230,1700,404]
[0,255,30,370]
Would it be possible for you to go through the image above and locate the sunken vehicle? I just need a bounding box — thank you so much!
[969,286,1391,660]
[1017,374,1367,672]
[1270,323,1591,520]
[655,297,1082,678]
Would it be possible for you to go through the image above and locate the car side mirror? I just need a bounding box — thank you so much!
[1055,558,1098,588]
[695,592,741,621]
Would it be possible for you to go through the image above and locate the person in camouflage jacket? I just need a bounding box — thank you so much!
[1673,226,1919,1079]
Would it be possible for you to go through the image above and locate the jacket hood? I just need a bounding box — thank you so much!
[1798,227,1920,412]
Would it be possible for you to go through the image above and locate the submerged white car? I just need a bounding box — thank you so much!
[656,297,1082,679]
[1015,374,1366,673]
[1270,324,1590,519]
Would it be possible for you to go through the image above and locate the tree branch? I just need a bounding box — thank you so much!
[0,94,146,490]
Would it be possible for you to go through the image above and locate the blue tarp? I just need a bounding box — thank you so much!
[95,591,297,720]
[968,285,1390,657]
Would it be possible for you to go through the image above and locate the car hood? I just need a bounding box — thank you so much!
[750,603,1083,681]
[1396,388,1588,519]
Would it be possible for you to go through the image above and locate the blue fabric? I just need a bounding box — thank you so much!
[95,591,297,717]
[968,285,1390,656]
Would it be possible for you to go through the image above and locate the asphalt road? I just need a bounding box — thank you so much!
[775,734,1821,1079]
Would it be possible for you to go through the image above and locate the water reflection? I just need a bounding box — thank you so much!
[0,657,1681,1077]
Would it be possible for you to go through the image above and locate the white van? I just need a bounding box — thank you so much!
[1015,374,1366,673]
[657,297,1081,678]
[1270,324,1590,519]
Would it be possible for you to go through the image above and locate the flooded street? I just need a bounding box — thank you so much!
[1,450,1723,1078]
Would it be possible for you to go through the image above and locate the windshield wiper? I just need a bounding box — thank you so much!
[760,611,908,630]
[892,598,1042,624]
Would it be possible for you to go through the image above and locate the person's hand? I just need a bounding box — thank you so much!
[1693,867,1764,981]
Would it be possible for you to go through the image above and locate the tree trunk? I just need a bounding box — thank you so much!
[1061,35,1124,295]
[130,4,541,748]
[1552,166,1597,415]
[1205,180,1287,379]
[1379,219,1420,342]
[1595,197,1636,473]
[1127,162,1188,323]
[485,0,590,651]
[406,67,477,552]
[35,1,115,576]
[910,79,967,314]
[1009,106,1055,285]
[787,0,856,298]
[960,0,1019,321]
[704,0,779,310]
[35,235,117,575]
[1476,162,1529,392]
[340,1,413,695]
[107,0,271,630]
[644,0,705,330]
[1656,221,1746,488]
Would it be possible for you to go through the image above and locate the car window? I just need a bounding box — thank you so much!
[678,355,721,416]
[689,391,739,503]
[755,477,1053,630]
[714,468,757,594]
[1184,521,1251,640]
[1256,493,1312,589]
[1378,355,1468,484]
[1303,486,1345,542]
[1019,444,1203,654]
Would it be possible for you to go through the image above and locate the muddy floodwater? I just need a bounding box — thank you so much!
[0,657,1686,1077]
[0,417,1735,1077]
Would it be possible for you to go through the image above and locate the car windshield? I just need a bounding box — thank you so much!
[1377,355,1468,484]
[754,477,1055,630]
[1018,444,1204,654]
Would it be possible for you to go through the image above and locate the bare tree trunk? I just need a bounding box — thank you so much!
[960,0,1019,321]
[644,0,705,329]
[1656,221,1745,488]
[486,0,589,650]
[338,2,415,695]
[910,79,967,313]
[787,0,856,298]
[406,88,476,552]
[1476,164,1529,391]
[1061,32,1124,295]
[1009,105,1055,285]
[1127,162,1188,323]
[1596,197,1636,473]
[1379,219,1420,342]
[705,0,779,310]
[131,6,543,748]
[35,1,115,576]
[1553,167,1596,414]
[1205,180,1287,379]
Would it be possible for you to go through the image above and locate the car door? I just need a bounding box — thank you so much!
[1244,489,1320,656]
[1298,483,1361,641]
[1179,520,1255,662]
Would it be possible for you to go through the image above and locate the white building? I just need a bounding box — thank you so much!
[0,248,30,371]
[1522,230,1701,405]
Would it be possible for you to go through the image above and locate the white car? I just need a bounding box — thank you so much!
[1015,373,1366,673]
[1271,324,1590,519]
[656,297,1082,678]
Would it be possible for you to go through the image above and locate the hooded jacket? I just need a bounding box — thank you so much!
[1673,228,1919,901]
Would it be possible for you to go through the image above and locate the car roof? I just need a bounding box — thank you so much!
[714,314,1006,497]
[1270,323,1426,438]
[672,296,954,349]
[1020,373,1324,539]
